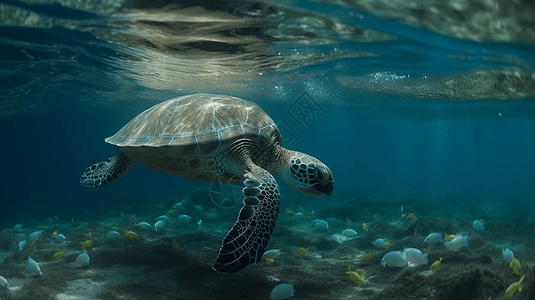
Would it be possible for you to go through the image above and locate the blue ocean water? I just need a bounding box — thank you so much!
[1,0,534,225]
[1,1,535,299]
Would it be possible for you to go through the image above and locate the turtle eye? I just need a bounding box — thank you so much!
[314,168,329,184]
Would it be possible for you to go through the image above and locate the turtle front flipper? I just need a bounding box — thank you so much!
[213,166,281,273]
[80,152,134,188]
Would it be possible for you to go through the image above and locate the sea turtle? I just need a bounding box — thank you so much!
[80,93,334,273]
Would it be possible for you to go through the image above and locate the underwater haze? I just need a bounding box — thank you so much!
[0,0,534,300]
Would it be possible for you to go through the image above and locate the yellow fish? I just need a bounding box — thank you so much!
[54,215,58,221]
[172,241,181,250]
[85,232,92,239]
[111,226,119,232]
[296,247,310,257]
[408,214,417,221]
[444,234,455,242]
[386,240,392,248]
[124,230,137,239]
[30,240,37,250]
[265,258,274,265]
[81,240,93,249]
[510,258,521,275]
[431,257,443,272]
[346,218,352,227]
[505,275,524,299]
[198,254,205,266]
[345,266,365,285]
[361,253,372,263]
[362,223,368,232]
[52,230,58,239]
[53,249,66,261]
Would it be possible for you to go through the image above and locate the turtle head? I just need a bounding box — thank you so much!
[281,152,334,196]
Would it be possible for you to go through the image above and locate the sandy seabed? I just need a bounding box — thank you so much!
[0,191,533,300]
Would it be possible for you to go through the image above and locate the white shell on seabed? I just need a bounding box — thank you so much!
[75,249,90,266]
[13,224,23,232]
[197,219,202,230]
[28,230,44,243]
[262,249,281,260]
[270,283,295,300]
[107,231,121,238]
[381,251,407,268]
[372,238,389,249]
[154,220,165,231]
[18,240,26,251]
[157,215,171,223]
[444,235,468,251]
[27,256,43,276]
[207,213,219,220]
[178,215,192,223]
[472,220,485,232]
[424,232,443,244]
[342,229,357,237]
[173,202,182,209]
[293,212,305,219]
[313,220,328,230]
[403,248,428,266]
[55,234,66,241]
[502,248,514,263]
[137,222,153,230]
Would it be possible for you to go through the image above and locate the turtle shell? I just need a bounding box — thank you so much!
[105,93,279,182]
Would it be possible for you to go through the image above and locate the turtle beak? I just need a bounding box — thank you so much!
[311,181,334,196]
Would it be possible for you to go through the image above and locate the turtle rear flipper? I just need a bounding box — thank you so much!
[80,152,134,188]
[213,166,281,273]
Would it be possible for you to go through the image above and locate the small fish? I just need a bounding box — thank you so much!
[27,255,42,276]
[80,240,93,249]
[504,275,524,299]
[265,258,274,265]
[408,214,417,221]
[444,233,455,242]
[124,230,137,239]
[85,232,92,239]
[198,254,205,266]
[71,217,74,223]
[172,241,181,250]
[431,257,443,272]
[21,49,34,59]
[296,247,309,257]
[510,258,521,275]
[286,208,294,215]
[54,215,58,221]
[53,249,66,261]
[52,230,58,239]
[30,240,37,250]
[75,249,90,266]
[362,223,368,232]
[361,253,372,263]
[346,218,352,227]
[345,266,365,285]
[111,226,119,232]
